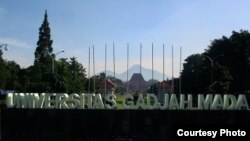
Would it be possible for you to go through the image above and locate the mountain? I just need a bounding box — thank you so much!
[99,65,169,82]
[104,70,120,77]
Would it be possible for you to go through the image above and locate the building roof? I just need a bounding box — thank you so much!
[129,73,146,84]
[155,80,172,89]
[125,73,149,91]
[99,79,116,89]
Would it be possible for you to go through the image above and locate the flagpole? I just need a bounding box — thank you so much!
[93,45,95,93]
[88,47,90,94]
[113,42,116,79]
[140,43,142,92]
[105,44,107,96]
[163,44,165,81]
[152,43,154,94]
[127,43,129,94]
[172,45,174,94]
[163,44,165,91]
[179,46,182,94]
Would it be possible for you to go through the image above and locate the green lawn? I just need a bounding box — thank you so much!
[115,95,125,109]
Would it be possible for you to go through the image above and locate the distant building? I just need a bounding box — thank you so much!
[99,79,116,95]
[155,80,172,90]
[154,80,172,104]
[124,73,150,93]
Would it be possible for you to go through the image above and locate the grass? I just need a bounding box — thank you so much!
[115,95,125,109]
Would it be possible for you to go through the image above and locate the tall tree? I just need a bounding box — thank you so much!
[34,10,53,65]
[66,57,86,93]
[206,30,250,93]
[27,10,55,92]
[0,59,21,91]
[181,54,209,94]
[0,58,8,89]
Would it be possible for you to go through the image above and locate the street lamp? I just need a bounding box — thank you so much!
[48,50,65,74]
[202,54,223,87]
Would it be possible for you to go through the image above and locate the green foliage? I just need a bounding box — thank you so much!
[65,57,86,93]
[182,30,250,94]
[0,59,21,91]
[182,54,210,94]
[206,30,250,93]
[34,10,54,66]
[26,57,87,93]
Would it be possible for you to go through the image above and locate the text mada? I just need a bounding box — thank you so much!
[6,93,249,110]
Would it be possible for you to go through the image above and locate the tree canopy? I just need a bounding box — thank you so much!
[34,10,53,65]
[181,30,250,94]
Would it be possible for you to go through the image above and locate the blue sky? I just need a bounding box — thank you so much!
[1,0,250,77]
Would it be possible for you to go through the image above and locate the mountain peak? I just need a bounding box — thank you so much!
[102,64,169,82]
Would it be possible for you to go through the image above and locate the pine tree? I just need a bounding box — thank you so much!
[34,10,53,65]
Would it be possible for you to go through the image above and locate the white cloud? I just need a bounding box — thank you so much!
[0,37,33,49]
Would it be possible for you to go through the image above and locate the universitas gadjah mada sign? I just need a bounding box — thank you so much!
[6,93,249,110]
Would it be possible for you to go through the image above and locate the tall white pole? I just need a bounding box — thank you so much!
[113,42,116,79]
[163,44,165,81]
[105,44,107,96]
[172,45,174,94]
[163,44,165,91]
[152,43,154,93]
[140,43,142,92]
[93,45,95,93]
[127,43,129,94]
[88,47,90,94]
[179,46,182,94]
[140,43,142,75]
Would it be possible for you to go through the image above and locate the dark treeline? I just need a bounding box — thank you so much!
[181,30,250,94]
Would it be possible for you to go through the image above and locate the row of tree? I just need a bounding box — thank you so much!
[0,56,85,93]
